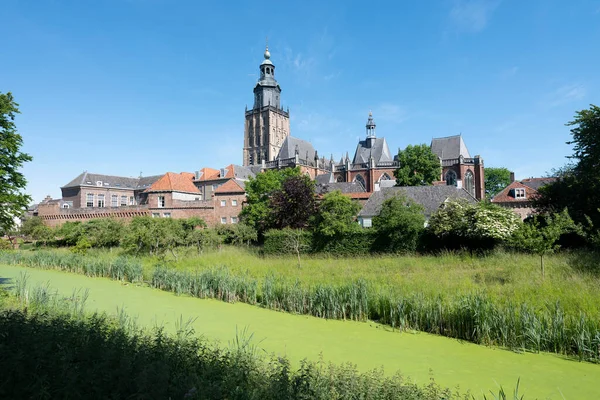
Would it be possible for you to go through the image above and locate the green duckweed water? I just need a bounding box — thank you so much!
[1,264,598,399]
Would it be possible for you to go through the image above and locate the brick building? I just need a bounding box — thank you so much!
[491,176,556,220]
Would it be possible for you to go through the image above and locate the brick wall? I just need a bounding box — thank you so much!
[213,192,246,225]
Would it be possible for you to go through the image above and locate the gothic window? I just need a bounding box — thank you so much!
[379,173,392,182]
[354,174,366,190]
[336,176,344,183]
[464,170,475,196]
[445,170,457,186]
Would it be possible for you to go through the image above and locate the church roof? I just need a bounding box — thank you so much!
[358,186,476,219]
[352,137,393,164]
[145,172,200,194]
[315,172,336,185]
[277,136,317,160]
[61,172,162,190]
[430,135,471,160]
[316,182,367,195]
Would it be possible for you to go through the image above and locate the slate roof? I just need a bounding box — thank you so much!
[315,182,367,195]
[315,172,335,185]
[62,172,162,190]
[214,179,246,194]
[221,164,255,180]
[352,137,393,164]
[430,135,471,160]
[358,186,477,218]
[277,136,317,160]
[145,172,200,193]
[521,177,556,191]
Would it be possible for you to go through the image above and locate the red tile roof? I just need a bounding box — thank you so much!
[195,168,220,181]
[214,179,245,194]
[491,181,537,203]
[145,172,200,193]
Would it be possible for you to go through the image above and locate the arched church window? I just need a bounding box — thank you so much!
[336,175,344,183]
[464,170,475,196]
[379,173,392,181]
[354,174,366,190]
[445,170,457,186]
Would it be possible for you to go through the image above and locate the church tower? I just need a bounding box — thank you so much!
[243,45,290,166]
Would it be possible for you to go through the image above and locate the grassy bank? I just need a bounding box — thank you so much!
[1,248,599,362]
[3,265,600,398]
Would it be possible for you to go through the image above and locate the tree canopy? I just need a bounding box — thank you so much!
[535,105,600,228]
[239,167,301,233]
[0,92,33,235]
[270,174,316,229]
[394,144,441,186]
[373,193,425,252]
[312,190,361,237]
[484,167,512,199]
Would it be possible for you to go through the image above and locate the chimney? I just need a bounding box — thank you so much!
[510,171,515,183]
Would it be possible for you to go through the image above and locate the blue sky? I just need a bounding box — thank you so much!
[2,0,599,203]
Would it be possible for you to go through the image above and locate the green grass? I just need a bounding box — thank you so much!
[2,247,600,362]
[0,264,598,398]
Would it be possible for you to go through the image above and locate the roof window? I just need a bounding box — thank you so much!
[96,181,103,187]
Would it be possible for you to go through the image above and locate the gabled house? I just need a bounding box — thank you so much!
[144,172,214,222]
[491,177,556,220]
[357,186,477,228]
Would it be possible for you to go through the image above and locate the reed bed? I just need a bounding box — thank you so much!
[2,249,600,363]
[0,250,143,283]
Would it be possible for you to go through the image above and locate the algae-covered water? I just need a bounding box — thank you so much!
[1,264,597,399]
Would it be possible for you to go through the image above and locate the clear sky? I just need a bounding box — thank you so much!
[2,0,599,203]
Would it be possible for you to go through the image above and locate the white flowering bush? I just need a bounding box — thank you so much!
[428,200,521,245]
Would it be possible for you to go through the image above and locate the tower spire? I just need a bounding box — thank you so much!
[366,111,376,138]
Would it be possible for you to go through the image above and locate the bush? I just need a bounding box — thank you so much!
[312,230,377,256]
[263,228,313,256]
[427,200,521,251]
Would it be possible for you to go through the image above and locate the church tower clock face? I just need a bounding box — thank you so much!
[243,44,290,166]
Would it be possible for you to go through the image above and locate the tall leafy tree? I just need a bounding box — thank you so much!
[270,174,316,229]
[373,193,425,252]
[535,105,600,227]
[312,190,361,237]
[240,167,301,233]
[0,92,33,235]
[484,167,512,199]
[394,144,441,186]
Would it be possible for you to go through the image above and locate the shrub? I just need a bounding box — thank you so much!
[263,228,313,256]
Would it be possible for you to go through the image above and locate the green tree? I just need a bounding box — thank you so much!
[509,209,577,278]
[373,193,425,252]
[185,228,222,254]
[394,144,441,186]
[20,216,44,237]
[535,105,600,228]
[240,167,301,233]
[312,190,361,237]
[0,92,33,235]
[484,167,512,199]
[31,225,54,247]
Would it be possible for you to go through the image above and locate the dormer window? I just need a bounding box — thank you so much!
[96,181,103,187]
[515,188,526,199]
